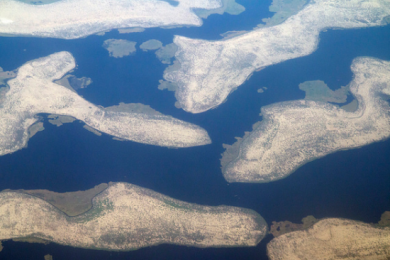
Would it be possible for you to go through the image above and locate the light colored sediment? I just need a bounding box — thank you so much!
[0,182,268,251]
[0,0,223,39]
[221,57,389,183]
[103,39,137,58]
[267,218,390,260]
[163,0,390,113]
[0,51,211,156]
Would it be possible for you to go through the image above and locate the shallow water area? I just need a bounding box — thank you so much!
[0,1,389,259]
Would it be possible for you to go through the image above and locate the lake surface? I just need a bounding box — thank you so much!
[0,0,390,259]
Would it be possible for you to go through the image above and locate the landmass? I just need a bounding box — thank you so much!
[0,0,223,39]
[256,0,309,28]
[266,212,390,260]
[221,57,390,183]
[155,43,178,64]
[257,87,267,93]
[194,0,245,19]
[162,0,390,113]
[0,52,211,157]
[140,40,163,51]
[103,39,137,58]
[44,254,53,260]
[0,182,268,251]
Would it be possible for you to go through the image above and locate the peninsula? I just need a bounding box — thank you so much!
[0,52,211,156]
[267,214,390,260]
[221,57,390,183]
[0,0,223,39]
[0,182,268,251]
[162,0,390,113]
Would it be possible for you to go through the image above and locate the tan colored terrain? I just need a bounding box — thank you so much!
[267,214,390,260]
[0,52,211,156]
[0,0,223,39]
[163,0,389,113]
[0,182,267,251]
[221,57,389,183]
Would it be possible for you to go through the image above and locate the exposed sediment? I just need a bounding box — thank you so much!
[0,51,211,156]
[221,57,390,183]
[163,0,390,113]
[267,217,390,260]
[0,0,223,39]
[0,182,268,251]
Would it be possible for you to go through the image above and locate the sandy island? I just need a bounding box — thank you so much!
[0,51,211,156]
[162,0,390,113]
[267,214,390,260]
[0,182,267,251]
[221,57,389,183]
[0,0,223,39]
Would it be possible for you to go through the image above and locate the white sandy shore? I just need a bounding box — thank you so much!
[0,182,267,250]
[0,52,211,156]
[222,57,390,183]
[163,0,390,113]
[0,0,222,39]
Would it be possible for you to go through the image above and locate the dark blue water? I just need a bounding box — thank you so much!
[0,2,389,259]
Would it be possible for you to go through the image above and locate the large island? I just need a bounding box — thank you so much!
[0,182,268,251]
[162,0,389,113]
[0,0,223,39]
[221,57,389,183]
[0,52,211,156]
[267,214,390,260]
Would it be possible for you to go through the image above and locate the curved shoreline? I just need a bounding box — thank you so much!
[0,182,268,251]
[221,57,390,183]
[163,0,390,113]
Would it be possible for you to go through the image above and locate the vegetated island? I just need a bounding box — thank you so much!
[103,39,137,58]
[266,212,390,260]
[220,57,389,183]
[162,0,390,113]
[0,0,223,39]
[0,51,211,157]
[140,39,163,51]
[0,182,268,251]
[194,0,245,19]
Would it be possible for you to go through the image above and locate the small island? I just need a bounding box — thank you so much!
[221,57,390,183]
[139,39,163,51]
[0,52,211,157]
[103,39,137,58]
[267,212,390,260]
[0,182,268,251]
